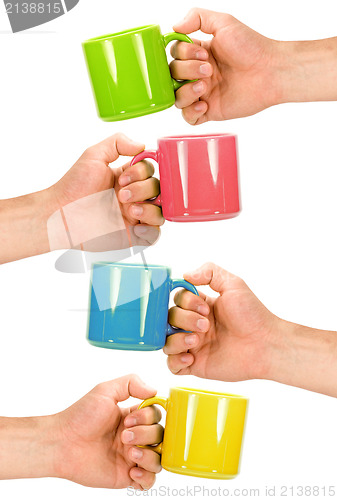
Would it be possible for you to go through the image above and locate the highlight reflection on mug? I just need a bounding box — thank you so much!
[4,0,80,33]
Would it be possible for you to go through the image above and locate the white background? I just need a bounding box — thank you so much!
[0,0,337,498]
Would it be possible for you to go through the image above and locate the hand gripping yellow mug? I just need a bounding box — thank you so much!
[138,387,248,479]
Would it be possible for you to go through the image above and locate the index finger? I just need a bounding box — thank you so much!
[119,160,155,187]
[174,289,209,315]
[170,39,206,60]
[124,406,162,427]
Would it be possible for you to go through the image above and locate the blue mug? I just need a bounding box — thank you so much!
[87,262,199,351]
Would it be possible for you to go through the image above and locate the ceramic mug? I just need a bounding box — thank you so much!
[139,387,248,479]
[130,134,241,222]
[87,263,198,351]
[82,25,193,122]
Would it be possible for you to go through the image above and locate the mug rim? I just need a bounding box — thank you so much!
[92,262,171,271]
[158,133,236,141]
[83,24,160,44]
[172,387,248,400]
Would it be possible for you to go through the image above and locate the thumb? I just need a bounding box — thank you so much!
[81,133,145,165]
[95,374,157,403]
[183,262,240,294]
[173,8,227,35]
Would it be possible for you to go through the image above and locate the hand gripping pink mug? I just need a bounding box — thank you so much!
[130,134,241,222]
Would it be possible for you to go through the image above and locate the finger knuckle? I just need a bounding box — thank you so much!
[189,7,199,17]
[145,475,156,489]
[145,161,155,175]
[233,275,246,288]
[93,381,106,393]
[151,177,160,189]
[129,373,142,385]
[204,261,216,269]
[185,293,196,309]
[169,60,178,71]
[155,463,163,473]
[115,132,127,141]
[222,13,235,24]
[158,216,165,227]
[83,145,96,158]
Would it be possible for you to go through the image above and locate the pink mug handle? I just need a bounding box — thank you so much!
[130,150,162,207]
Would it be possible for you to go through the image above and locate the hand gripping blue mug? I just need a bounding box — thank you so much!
[87,263,199,351]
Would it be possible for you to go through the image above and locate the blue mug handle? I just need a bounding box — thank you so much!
[167,279,199,335]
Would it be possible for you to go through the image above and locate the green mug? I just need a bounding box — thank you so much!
[82,25,193,122]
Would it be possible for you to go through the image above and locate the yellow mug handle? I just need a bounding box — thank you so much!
[138,396,168,454]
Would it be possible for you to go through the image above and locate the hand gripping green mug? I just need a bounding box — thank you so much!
[82,25,193,122]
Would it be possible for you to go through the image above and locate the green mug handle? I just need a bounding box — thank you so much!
[138,396,168,454]
[163,32,194,91]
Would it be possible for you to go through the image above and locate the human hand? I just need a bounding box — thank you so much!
[53,374,162,489]
[164,262,279,381]
[170,8,283,124]
[47,133,164,251]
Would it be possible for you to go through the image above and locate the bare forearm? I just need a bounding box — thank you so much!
[265,320,337,397]
[0,189,56,264]
[276,37,337,105]
[0,416,58,480]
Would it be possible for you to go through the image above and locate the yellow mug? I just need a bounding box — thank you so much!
[138,387,248,479]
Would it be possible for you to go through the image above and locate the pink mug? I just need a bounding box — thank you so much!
[130,134,240,222]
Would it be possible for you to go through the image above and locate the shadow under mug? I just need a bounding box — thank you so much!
[82,25,193,122]
[87,263,198,351]
[139,387,248,479]
[130,134,241,222]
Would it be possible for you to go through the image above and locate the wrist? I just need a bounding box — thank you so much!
[33,415,61,478]
[0,415,60,479]
[261,319,337,396]
[261,317,293,382]
[256,317,294,382]
[0,189,58,264]
[273,38,337,105]
[25,188,62,257]
[31,188,59,255]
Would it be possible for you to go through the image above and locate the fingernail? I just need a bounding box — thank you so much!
[197,318,209,331]
[194,102,205,112]
[119,189,132,202]
[125,417,137,427]
[181,354,191,363]
[197,305,209,316]
[199,63,212,76]
[192,81,204,93]
[123,430,135,443]
[119,175,131,187]
[132,448,143,460]
[134,226,148,235]
[132,205,144,217]
[185,334,197,346]
[195,50,208,61]
[132,469,143,478]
